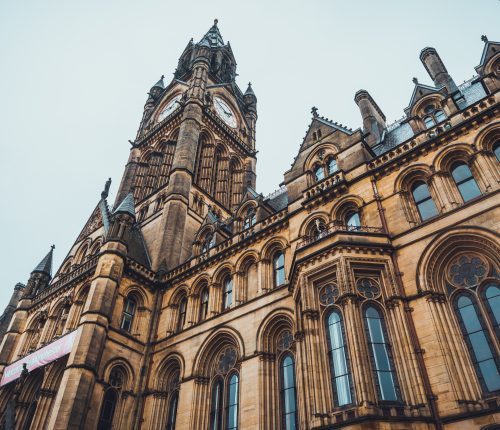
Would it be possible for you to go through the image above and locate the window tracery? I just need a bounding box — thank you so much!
[356,277,382,299]
[319,283,339,306]
[448,255,489,288]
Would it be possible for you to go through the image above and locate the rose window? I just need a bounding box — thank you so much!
[448,255,488,288]
[356,277,381,299]
[319,283,339,305]
[277,330,294,352]
[217,347,237,374]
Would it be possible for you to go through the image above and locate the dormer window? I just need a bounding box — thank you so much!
[314,165,325,182]
[243,207,256,230]
[423,104,446,129]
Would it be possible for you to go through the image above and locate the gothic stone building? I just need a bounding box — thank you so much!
[0,22,499,430]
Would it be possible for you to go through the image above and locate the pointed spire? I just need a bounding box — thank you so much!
[199,19,225,48]
[244,82,255,96]
[32,245,55,276]
[152,75,165,89]
[113,192,136,217]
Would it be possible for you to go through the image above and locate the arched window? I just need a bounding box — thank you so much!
[326,311,353,406]
[345,211,361,229]
[120,296,137,332]
[493,141,500,162]
[200,287,209,321]
[226,373,239,430]
[424,116,435,129]
[434,110,446,123]
[210,378,224,430]
[273,252,285,287]
[327,157,338,175]
[455,293,500,392]
[243,207,256,230]
[311,219,327,240]
[222,276,233,311]
[423,104,446,128]
[451,162,481,202]
[97,389,118,430]
[364,305,400,401]
[166,391,179,430]
[411,181,438,221]
[484,283,500,337]
[177,297,187,332]
[202,233,215,254]
[314,165,325,182]
[279,354,298,430]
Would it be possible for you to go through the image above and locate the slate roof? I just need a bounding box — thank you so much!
[32,246,54,276]
[114,193,136,217]
[265,189,289,212]
[199,20,224,48]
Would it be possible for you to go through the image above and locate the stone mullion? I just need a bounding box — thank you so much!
[165,304,178,335]
[30,389,56,429]
[481,151,500,185]
[342,297,372,408]
[471,153,495,192]
[186,294,198,326]
[428,175,447,213]
[208,283,220,316]
[438,171,461,208]
[398,191,418,226]
[294,329,311,429]
[233,271,245,305]
[385,301,420,406]
[259,259,270,293]
[428,298,479,402]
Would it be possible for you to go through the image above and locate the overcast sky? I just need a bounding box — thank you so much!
[0,0,498,311]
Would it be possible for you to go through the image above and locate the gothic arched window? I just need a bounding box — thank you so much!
[451,162,481,202]
[326,310,353,406]
[364,305,400,401]
[166,390,179,430]
[279,354,298,430]
[202,233,216,254]
[454,292,500,392]
[423,104,446,129]
[424,116,435,129]
[493,141,500,162]
[97,389,118,430]
[226,373,239,430]
[177,297,187,332]
[120,296,137,332]
[327,157,338,175]
[222,276,233,311]
[200,287,209,322]
[345,211,361,229]
[210,378,224,430]
[484,283,500,337]
[273,251,285,287]
[243,207,256,230]
[411,181,438,221]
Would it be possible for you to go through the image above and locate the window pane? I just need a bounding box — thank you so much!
[494,142,500,162]
[366,317,385,344]
[280,355,297,430]
[424,116,435,128]
[210,381,223,430]
[452,164,472,183]
[458,178,481,202]
[328,159,338,175]
[315,166,324,181]
[417,198,438,220]
[485,284,500,327]
[378,371,398,401]
[284,413,297,430]
[412,182,430,202]
[166,392,178,430]
[479,360,500,392]
[469,331,493,362]
[458,303,482,333]
[434,110,446,123]
[373,344,391,371]
[227,374,239,430]
[346,212,360,228]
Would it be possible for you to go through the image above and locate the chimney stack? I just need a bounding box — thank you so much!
[419,47,458,94]
[354,90,386,146]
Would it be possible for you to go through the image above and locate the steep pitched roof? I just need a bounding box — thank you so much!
[476,36,500,73]
[404,81,441,114]
[199,19,224,48]
[32,246,54,276]
[113,193,136,217]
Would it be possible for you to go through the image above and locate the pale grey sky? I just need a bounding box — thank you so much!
[0,0,498,311]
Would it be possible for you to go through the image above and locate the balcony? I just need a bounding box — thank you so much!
[303,171,347,208]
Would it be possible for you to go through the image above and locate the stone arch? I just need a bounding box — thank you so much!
[330,194,365,222]
[101,358,135,392]
[74,239,91,264]
[213,263,234,285]
[256,309,294,353]
[432,143,475,172]
[156,353,184,390]
[190,274,211,295]
[409,93,446,119]
[122,285,149,309]
[475,122,500,152]
[393,163,434,193]
[303,143,340,172]
[299,212,329,237]
[417,226,500,294]
[89,237,103,256]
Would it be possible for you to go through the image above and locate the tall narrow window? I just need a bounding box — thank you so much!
[280,354,298,430]
[326,311,353,406]
[210,379,223,430]
[327,158,338,175]
[200,288,209,321]
[364,306,399,401]
[494,141,500,162]
[97,389,118,430]
[314,165,324,182]
[273,252,285,287]
[120,296,137,332]
[166,391,179,430]
[484,283,500,337]
[411,181,438,221]
[222,276,233,311]
[455,294,500,392]
[345,211,361,229]
[451,162,481,202]
[226,373,239,430]
[202,233,215,253]
[177,297,187,332]
[243,207,256,230]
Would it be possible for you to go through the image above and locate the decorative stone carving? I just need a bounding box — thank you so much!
[319,283,339,305]
[216,347,237,374]
[277,330,294,352]
[356,277,381,299]
[447,255,488,288]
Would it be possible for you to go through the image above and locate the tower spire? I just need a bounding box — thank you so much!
[198,19,225,48]
[32,245,55,276]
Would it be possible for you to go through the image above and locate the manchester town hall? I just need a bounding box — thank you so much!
[0,21,500,430]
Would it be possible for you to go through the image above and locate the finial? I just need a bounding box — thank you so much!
[101,177,112,200]
[481,35,488,43]
[190,37,193,43]
[51,244,55,250]
[161,74,164,80]
[214,18,218,26]
[248,82,252,87]
[311,106,319,117]
[412,77,419,84]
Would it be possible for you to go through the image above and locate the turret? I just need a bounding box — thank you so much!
[0,283,25,342]
[244,82,257,149]
[23,245,54,297]
[419,47,459,94]
[135,75,165,139]
[109,193,136,242]
[354,90,386,146]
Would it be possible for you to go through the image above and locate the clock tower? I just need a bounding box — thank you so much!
[114,20,258,270]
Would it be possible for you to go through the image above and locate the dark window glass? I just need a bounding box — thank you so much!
[364,306,399,401]
[494,142,500,162]
[345,211,360,229]
[455,293,500,392]
[177,297,187,331]
[411,181,438,221]
[243,207,256,230]
[326,311,353,406]
[280,354,298,430]
[484,283,500,337]
[273,252,285,287]
[222,277,233,310]
[313,221,327,239]
[451,163,481,202]
[202,234,215,253]
[210,379,223,430]
[424,116,435,129]
[434,110,446,123]
[200,288,209,321]
[97,389,118,430]
[327,158,338,175]
[120,297,136,332]
[166,391,179,430]
[226,373,239,430]
[314,166,324,182]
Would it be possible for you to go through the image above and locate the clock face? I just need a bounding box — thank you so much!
[214,97,237,128]
[158,95,182,122]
